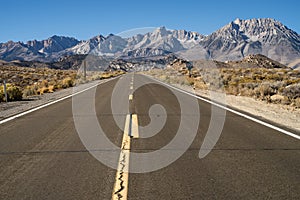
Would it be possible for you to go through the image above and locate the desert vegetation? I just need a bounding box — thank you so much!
[146,66,300,108]
[0,66,124,102]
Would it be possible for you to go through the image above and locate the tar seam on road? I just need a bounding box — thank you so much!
[144,74,300,140]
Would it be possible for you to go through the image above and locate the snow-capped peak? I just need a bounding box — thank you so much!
[233,18,241,25]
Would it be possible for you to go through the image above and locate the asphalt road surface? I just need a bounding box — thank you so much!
[0,73,299,200]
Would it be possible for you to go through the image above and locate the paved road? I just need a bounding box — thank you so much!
[0,73,299,199]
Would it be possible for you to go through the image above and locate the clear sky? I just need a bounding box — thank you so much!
[0,0,299,43]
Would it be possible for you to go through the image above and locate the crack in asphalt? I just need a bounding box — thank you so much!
[113,140,129,200]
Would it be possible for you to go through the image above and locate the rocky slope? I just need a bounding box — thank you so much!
[199,18,300,64]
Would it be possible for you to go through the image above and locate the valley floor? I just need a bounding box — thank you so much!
[1,73,299,133]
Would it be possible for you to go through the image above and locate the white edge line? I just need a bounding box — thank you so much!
[144,74,300,140]
[0,77,119,125]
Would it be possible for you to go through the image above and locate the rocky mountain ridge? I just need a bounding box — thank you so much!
[0,18,299,67]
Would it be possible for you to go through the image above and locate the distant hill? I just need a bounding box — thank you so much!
[225,54,288,69]
[174,54,289,70]
[0,55,87,70]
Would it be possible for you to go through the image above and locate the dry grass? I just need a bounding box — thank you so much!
[0,84,22,101]
[144,67,300,108]
[0,66,125,102]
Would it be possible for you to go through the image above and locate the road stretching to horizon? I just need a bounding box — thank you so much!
[0,73,299,199]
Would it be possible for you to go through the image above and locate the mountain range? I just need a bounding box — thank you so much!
[0,18,299,68]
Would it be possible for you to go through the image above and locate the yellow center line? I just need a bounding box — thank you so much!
[129,94,133,100]
[112,90,140,199]
[131,114,139,138]
[112,114,131,200]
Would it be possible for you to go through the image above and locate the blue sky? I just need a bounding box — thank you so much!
[0,0,299,42]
